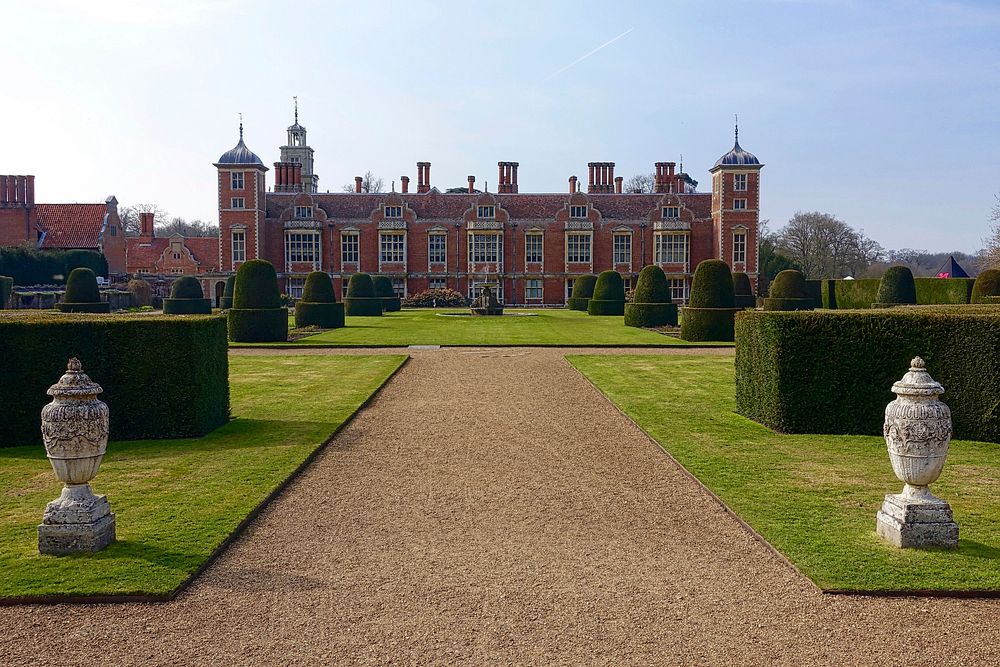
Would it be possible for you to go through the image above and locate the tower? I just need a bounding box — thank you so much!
[279,98,319,193]
[710,120,763,289]
[215,119,268,271]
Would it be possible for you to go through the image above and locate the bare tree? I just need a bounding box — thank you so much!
[775,211,884,278]
[158,217,219,237]
[119,203,169,236]
[624,173,655,194]
[342,171,385,193]
[983,192,1000,270]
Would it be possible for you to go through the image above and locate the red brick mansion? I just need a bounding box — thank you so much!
[214,114,762,305]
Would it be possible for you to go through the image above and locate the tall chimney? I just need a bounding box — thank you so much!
[140,211,154,238]
[401,175,410,193]
[587,163,596,192]
[569,175,577,193]
[292,163,302,191]
[355,176,363,193]
[417,162,431,193]
[498,162,519,194]
[654,162,669,193]
[607,163,615,191]
[614,176,623,194]
[0,176,7,204]
[468,175,476,193]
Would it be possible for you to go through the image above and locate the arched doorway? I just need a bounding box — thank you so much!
[214,281,226,307]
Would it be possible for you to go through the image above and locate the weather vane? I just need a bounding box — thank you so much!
[735,113,739,143]
[238,112,243,140]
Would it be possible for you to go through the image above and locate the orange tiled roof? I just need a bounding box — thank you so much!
[34,204,108,249]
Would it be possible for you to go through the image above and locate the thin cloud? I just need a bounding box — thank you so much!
[544,28,634,81]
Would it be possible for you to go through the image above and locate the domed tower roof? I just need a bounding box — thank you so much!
[216,122,264,167]
[712,121,761,169]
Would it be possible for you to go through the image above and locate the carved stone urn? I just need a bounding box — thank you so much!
[876,357,958,548]
[37,358,116,555]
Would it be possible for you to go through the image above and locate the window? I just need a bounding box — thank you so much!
[470,233,500,263]
[570,205,587,219]
[287,276,306,299]
[734,174,747,191]
[341,232,359,264]
[525,279,542,301]
[110,226,116,237]
[172,252,180,260]
[565,279,575,301]
[733,199,747,210]
[294,205,312,219]
[566,233,591,263]
[231,172,244,190]
[391,278,406,298]
[285,232,320,264]
[380,232,405,263]
[477,205,495,219]
[669,278,689,303]
[613,233,631,264]
[232,230,246,263]
[623,278,632,293]
[525,233,543,264]
[655,233,689,264]
[384,205,403,219]
[429,277,446,290]
[663,206,680,219]
[342,280,350,299]
[733,229,747,264]
[231,197,245,209]
[170,268,184,274]
[428,234,447,264]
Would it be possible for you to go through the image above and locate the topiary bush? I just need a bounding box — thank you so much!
[344,273,383,316]
[972,269,1000,303]
[763,269,813,311]
[681,259,737,341]
[873,265,917,308]
[587,271,625,316]
[294,271,344,328]
[219,275,236,309]
[402,288,466,308]
[373,275,402,312]
[733,272,756,309]
[227,260,287,342]
[126,278,152,308]
[58,268,110,313]
[625,265,677,327]
[164,276,212,315]
[0,275,12,309]
[567,274,597,311]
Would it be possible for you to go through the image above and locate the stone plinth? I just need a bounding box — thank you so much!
[876,492,958,549]
[38,483,116,555]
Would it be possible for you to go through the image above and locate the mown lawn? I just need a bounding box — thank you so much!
[569,354,1000,592]
[257,308,722,347]
[0,354,405,600]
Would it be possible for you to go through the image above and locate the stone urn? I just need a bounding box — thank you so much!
[876,357,958,548]
[38,358,116,554]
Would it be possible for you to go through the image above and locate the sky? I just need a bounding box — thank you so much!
[2,0,999,253]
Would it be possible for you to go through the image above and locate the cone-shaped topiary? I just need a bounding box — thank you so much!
[58,267,110,313]
[294,271,344,328]
[625,265,677,327]
[681,259,737,341]
[373,275,401,312]
[763,269,813,311]
[587,271,626,316]
[733,271,756,309]
[872,265,917,308]
[164,276,212,315]
[219,274,236,309]
[228,259,287,341]
[344,273,383,316]
[567,274,597,311]
[972,268,1000,303]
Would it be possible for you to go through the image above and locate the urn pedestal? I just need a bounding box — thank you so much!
[37,358,116,555]
[875,357,958,549]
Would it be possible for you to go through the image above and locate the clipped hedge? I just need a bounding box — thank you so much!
[681,259,737,341]
[831,278,880,309]
[164,277,211,315]
[763,269,813,311]
[735,307,1000,443]
[587,271,625,316]
[914,277,974,305]
[228,260,287,342]
[58,268,110,313]
[0,246,108,285]
[567,274,597,311]
[625,265,677,327]
[0,275,11,309]
[804,279,823,308]
[373,275,401,312]
[874,265,916,307]
[126,279,152,308]
[220,275,236,309]
[0,312,229,447]
[972,269,1000,303]
[344,273,383,316]
[733,272,756,309]
[294,272,344,328]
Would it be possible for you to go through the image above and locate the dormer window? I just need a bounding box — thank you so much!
[477,205,495,219]
[570,205,587,219]
[384,205,403,219]
[734,174,747,191]
[663,206,680,219]
[294,205,313,219]
[231,172,244,190]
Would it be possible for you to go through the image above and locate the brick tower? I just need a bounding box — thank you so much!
[215,121,268,271]
[710,122,763,290]
[278,98,318,194]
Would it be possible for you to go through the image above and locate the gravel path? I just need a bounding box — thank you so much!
[2,347,999,666]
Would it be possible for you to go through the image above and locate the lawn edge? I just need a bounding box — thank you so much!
[0,354,410,607]
[232,342,734,350]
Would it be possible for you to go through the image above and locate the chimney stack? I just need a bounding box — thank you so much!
[614,176,623,194]
[400,175,409,193]
[273,162,303,192]
[568,175,577,193]
[355,176,363,193]
[498,162,519,194]
[468,175,476,193]
[587,162,615,193]
[140,211,155,238]
[416,162,431,193]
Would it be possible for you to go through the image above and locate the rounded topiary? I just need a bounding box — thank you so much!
[567,274,597,311]
[227,259,287,342]
[127,278,152,308]
[763,269,813,311]
[58,267,110,313]
[733,272,756,309]
[587,271,626,316]
[373,275,401,312]
[873,265,917,308]
[344,273,383,316]
[681,259,737,342]
[294,271,344,329]
[220,275,236,309]
[163,276,212,315]
[625,265,677,327]
[972,269,1000,303]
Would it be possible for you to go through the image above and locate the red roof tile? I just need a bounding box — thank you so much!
[34,204,108,249]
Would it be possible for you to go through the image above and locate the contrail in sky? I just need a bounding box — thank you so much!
[545,27,634,80]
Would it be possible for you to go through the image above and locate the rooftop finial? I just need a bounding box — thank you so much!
[679,153,684,173]
[294,95,298,124]
[239,112,244,141]
[734,113,739,145]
